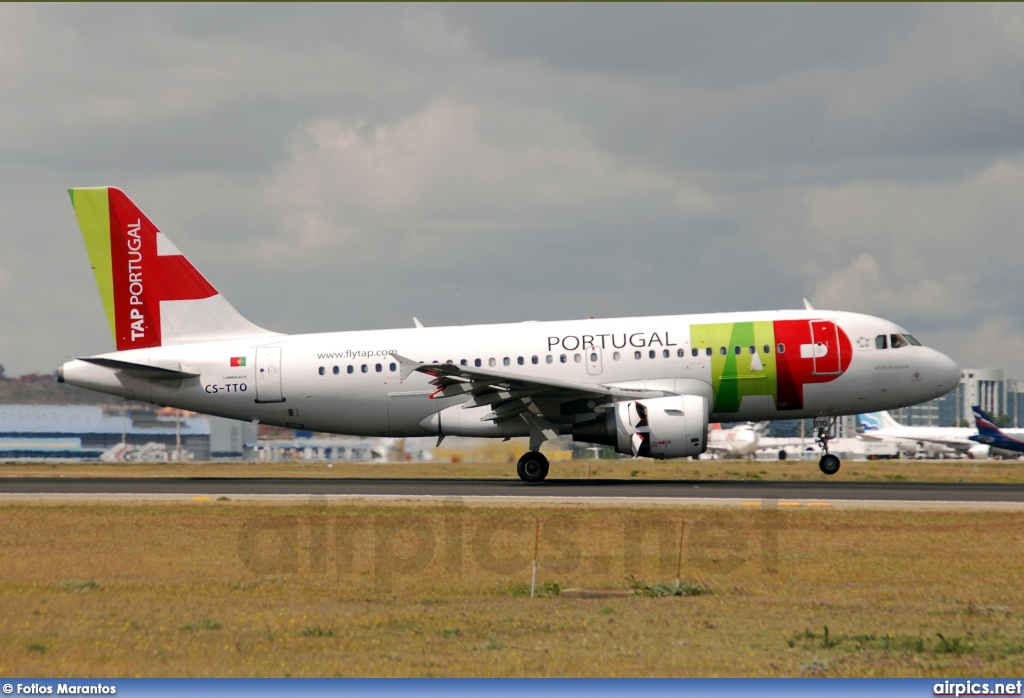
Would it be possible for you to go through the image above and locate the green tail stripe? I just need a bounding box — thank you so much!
[69,188,116,341]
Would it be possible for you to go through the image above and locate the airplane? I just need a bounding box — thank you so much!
[856,411,985,459]
[57,187,961,480]
[705,422,767,459]
[970,406,1024,458]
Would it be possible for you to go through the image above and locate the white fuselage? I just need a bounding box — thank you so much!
[60,308,960,442]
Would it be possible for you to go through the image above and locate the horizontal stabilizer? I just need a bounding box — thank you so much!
[79,357,200,381]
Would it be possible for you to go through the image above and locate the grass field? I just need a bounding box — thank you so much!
[1,499,1023,677]
[1,456,1022,483]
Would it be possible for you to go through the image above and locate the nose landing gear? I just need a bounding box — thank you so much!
[815,416,841,475]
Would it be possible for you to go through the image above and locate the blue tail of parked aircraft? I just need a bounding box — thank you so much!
[970,406,1024,455]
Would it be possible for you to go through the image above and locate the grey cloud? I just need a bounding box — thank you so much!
[445,4,916,83]
[1,4,1024,380]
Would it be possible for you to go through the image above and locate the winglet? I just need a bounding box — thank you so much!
[392,353,425,381]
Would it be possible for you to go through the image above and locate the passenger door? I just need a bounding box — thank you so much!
[255,346,285,403]
[808,321,841,376]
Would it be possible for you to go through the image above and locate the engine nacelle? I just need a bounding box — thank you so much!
[967,443,990,460]
[573,395,708,459]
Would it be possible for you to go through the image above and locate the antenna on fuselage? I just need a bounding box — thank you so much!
[803,298,814,311]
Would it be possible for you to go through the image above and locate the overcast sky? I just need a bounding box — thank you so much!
[2,4,1023,378]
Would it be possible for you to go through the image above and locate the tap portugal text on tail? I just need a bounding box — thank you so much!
[58,187,961,481]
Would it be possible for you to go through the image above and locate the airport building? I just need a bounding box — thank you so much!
[0,405,256,460]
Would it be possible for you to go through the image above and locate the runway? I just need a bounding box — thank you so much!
[1,477,1023,505]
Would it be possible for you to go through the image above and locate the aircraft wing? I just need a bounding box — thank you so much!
[395,354,671,402]
[393,353,681,448]
[393,354,674,427]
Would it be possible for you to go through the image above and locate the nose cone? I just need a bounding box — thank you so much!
[933,351,960,397]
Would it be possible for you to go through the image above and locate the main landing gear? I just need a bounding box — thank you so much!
[815,416,841,475]
[517,451,549,483]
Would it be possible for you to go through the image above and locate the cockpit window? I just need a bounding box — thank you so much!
[903,334,921,346]
[875,335,887,350]
[890,334,909,349]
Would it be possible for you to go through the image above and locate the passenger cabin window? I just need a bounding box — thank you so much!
[875,335,887,349]
[361,364,368,373]
[389,363,397,372]
[503,357,510,366]
[677,348,684,357]
[705,348,712,356]
[719,347,727,356]
[777,344,786,354]
[613,351,621,361]
[333,366,339,375]
[574,353,582,363]
[347,365,354,374]
[890,334,909,349]
[475,358,482,367]
[634,351,642,360]
[546,355,553,364]
[489,358,496,367]
[375,363,382,372]
[748,346,755,354]
[531,356,539,364]
[691,348,699,357]
[517,356,525,365]
[664,349,670,358]
[318,366,325,376]
[763,345,771,354]
[560,354,567,363]
[590,352,598,362]
[734,346,741,355]
[460,359,467,366]
[649,350,656,359]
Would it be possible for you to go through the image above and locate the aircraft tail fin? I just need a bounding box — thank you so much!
[68,187,278,351]
[972,406,1003,437]
[857,411,904,432]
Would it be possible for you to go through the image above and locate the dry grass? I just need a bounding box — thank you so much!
[0,500,1023,677]
[0,456,1022,483]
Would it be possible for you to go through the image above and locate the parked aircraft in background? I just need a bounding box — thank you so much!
[58,187,960,480]
[706,422,767,459]
[971,406,1024,458]
[857,411,983,458]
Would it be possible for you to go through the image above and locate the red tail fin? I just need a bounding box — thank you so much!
[70,187,276,349]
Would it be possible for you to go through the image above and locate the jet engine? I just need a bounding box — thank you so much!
[967,443,991,460]
[572,395,708,458]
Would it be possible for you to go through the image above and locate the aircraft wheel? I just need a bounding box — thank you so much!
[517,451,549,483]
[819,454,841,475]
